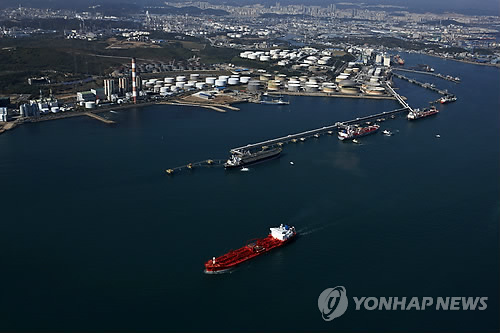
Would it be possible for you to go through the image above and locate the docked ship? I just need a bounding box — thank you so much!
[439,95,457,104]
[407,106,439,120]
[204,224,297,273]
[338,124,380,141]
[224,147,282,168]
[393,55,405,65]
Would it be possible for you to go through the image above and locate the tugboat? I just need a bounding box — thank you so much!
[439,95,457,104]
[224,147,282,169]
[260,98,289,105]
[204,224,297,273]
[338,124,380,141]
[407,106,439,120]
[382,129,393,136]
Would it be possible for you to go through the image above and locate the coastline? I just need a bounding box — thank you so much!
[0,91,397,135]
[423,53,500,69]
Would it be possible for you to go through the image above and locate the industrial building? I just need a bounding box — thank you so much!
[104,79,115,100]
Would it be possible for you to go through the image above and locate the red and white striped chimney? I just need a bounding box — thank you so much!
[131,57,137,104]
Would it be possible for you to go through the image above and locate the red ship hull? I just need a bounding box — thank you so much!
[204,234,296,273]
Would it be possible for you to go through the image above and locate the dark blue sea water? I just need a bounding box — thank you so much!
[0,53,498,332]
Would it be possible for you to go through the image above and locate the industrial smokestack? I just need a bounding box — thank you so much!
[131,57,137,104]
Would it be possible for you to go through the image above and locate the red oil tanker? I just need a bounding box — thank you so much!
[204,224,296,273]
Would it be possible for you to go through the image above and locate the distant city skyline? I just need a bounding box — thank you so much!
[0,0,499,16]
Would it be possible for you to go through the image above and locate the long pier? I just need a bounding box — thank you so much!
[384,82,413,112]
[84,112,115,124]
[166,159,226,174]
[229,107,408,153]
[392,73,449,95]
[392,68,460,83]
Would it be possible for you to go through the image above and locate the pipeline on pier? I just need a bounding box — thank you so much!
[230,107,408,154]
[393,68,460,83]
[391,72,450,96]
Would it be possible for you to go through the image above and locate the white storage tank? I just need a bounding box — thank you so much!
[205,77,216,85]
[305,84,319,93]
[247,53,257,60]
[259,55,271,61]
[85,102,95,109]
[288,83,301,92]
[175,82,185,88]
[189,73,200,80]
[50,107,60,113]
[228,77,240,85]
[164,77,175,84]
[154,84,163,92]
[240,76,251,84]
[188,80,198,86]
[336,74,349,82]
[218,75,230,81]
[176,76,186,82]
[160,87,169,93]
[195,82,205,90]
[214,79,227,87]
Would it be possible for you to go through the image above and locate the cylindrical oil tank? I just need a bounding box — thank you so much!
[228,78,240,85]
[205,77,216,85]
[175,82,185,88]
[176,76,186,82]
[214,79,227,87]
[160,86,169,93]
[305,84,319,92]
[288,83,300,92]
[336,74,349,82]
[218,75,230,81]
[247,80,261,92]
[85,101,95,109]
[164,77,175,84]
[189,73,200,80]
[240,76,251,84]
[195,82,205,89]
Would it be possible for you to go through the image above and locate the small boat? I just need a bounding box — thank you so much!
[241,167,249,172]
[439,95,457,104]
[436,134,441,138]
[352,139,360,144]
[390,115,396,119]
[314,133,320,138]
[290,161,294,165]
[382,130,392,136]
